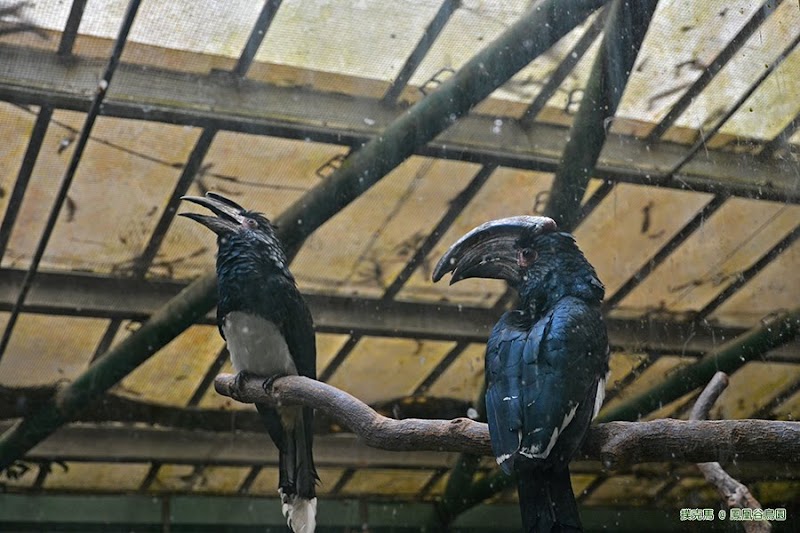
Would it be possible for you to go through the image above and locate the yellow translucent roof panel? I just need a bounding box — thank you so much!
[0,313,108,387]
[327,337,454,405]
[147,465,249,494]
[710,239,800,328]
[0,104,37,222]
[249,467,346,496]
[192,466,250,494]
[674,1,800,140]
[616,1,765,125]
[606,353,649,395]
[113,323,224,406]
[0,460,38,489]
[1,111,200,273]
[43,462,149,491]
[583,475,665,507]
[599,355,695,417]
[149,464,195,493]
[752,481,800,506]
[399,167,554,306]
[575,184,712,299]
[151,134,343,280]
[0,3,64,52]
[19,0,263,61]
[714,362,800,419]
[620,198,800,316]
[256,0,441,83]
[426,344,485,401]
[408,1,529,90]
[662,478,718,507]
[340,468,434,496]
[773,389,800,421]
[292,157,480,299]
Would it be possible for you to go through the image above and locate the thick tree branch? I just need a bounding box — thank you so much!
[214,373,800,468]
[690,372,771,533]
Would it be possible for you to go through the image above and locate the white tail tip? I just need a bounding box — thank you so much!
[279,489,317,533]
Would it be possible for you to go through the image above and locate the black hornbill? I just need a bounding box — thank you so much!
[433,216,609,532]
[181,192,318,533]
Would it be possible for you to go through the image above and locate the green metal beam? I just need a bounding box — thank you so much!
[597,306,800,422]
[545,0,660,230]
[0,493,696,532]
[0,0,606,472]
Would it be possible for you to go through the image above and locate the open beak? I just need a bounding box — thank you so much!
[431,216,557,286]
[179,192,245,235]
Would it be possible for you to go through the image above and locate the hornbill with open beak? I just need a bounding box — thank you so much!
[433,216,608,532]
[181,192,318,533]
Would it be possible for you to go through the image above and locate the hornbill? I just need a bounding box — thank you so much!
[181,192,318,533]
[433,216,608,532]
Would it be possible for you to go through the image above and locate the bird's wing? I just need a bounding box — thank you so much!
[486,298,608,473]
[267,276,317,379]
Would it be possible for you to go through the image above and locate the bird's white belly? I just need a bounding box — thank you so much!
[222,311,298,377]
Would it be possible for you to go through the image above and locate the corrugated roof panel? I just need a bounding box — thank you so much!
[249,466,345,496]
[599,356,695,416]
[572,474,599,499]
[192,466,250,494]
[399,167,554,306]
[149,464,195,492]
[113,324,224,406]
[753,481,800,505]
[0,104,37,226]
[606,353,649,394]
[426,344,484,401]
[662,478,717,507]
[407,1,528,91]
[326,337,454,405]
[721,47,800,143]
[0,313,107,387]
[151,134,342,281]
[620,198,800,316]
[1,112,201,273]
[710,238,800,328]
[292,157,480,299]
[714,362,800,419]
[256,0,441,83]
[672,1,800,140]
[616,1,765,126]
[574,184,712,299]
[340,468,434,496]
[43,462,149,491]
[773,389,800,420]
[583,475,666,506]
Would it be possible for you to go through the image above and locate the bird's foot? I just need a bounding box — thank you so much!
[232,370,259,394]
[261,373,287,394]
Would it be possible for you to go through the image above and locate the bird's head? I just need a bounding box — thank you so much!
[179,192,287,265]
[432,216,558,287]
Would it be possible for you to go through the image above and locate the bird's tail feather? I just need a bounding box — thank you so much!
[277,406,318,532]
[518,468,582,532]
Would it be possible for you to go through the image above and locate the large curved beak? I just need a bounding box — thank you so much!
[179,192,245,235]
[432,216,557,286]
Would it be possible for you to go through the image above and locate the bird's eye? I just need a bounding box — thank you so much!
[244,218,258,229]
[522,248,534,259]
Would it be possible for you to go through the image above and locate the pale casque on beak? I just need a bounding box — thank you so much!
[431,215,557,286]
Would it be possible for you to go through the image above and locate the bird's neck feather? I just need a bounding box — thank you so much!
[517,233,603,319]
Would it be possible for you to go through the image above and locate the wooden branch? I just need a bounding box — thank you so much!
[690,372,771,533]
[214,373,800,468]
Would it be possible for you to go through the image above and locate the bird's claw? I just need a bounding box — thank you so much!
[261,373,286,394]
[233,370,258,394]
